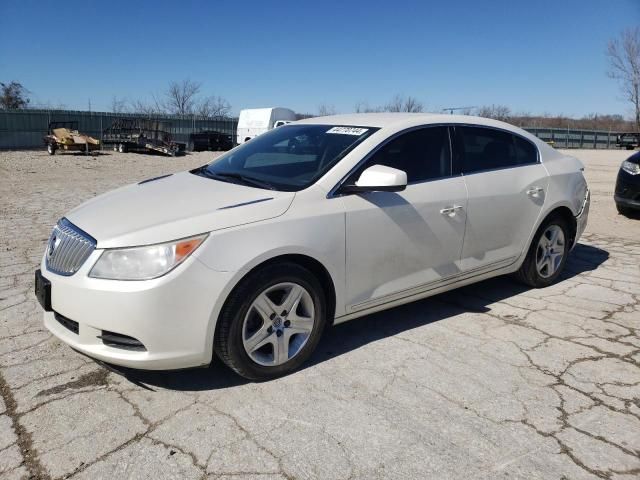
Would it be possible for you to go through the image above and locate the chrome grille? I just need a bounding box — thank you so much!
[45,218,96,276]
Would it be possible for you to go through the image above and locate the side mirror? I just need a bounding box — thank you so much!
[341,164,407,193]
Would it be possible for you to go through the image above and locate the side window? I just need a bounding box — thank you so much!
[513,135,538,165]
[354,127,451,183]
[458,127,518,173]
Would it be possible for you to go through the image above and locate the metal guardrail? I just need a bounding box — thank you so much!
[0,109,628,150]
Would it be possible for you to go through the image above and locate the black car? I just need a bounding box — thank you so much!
[616,132,640,150]
[615,151,640,215]
[190,130,234,152]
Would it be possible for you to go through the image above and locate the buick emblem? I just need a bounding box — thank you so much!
[48,233,60,257]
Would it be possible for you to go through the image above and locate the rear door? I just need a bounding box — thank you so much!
[341,126,468,311]
[453,126,548,271]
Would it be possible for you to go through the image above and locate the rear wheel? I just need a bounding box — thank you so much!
[47,143,56,155]
[215,262,327,381]
[118,143,127,153]
[516,215,570,288]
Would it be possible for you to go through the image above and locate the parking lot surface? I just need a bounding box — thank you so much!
[0,148,638,479]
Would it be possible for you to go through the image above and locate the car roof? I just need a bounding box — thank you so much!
[295,112,559,161]
[295,112,523,132]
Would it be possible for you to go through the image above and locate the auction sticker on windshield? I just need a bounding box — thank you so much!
[326,127,369,135]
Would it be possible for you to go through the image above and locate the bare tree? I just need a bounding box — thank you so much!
[165,79,202,115]
[385,95,404,112]
[318,103,337,116]
[385,94,424,113]
[0,81,30,109]
[354,101,383,113]
[130,98,163,115]
[475,104,511,121]
[110,96,127,114]
[196,95,231,118]
[607,27,640,131]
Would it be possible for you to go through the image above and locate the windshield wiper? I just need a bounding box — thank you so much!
[195,168,276,190]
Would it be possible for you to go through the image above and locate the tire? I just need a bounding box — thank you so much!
[215,262,327,381]
[47,143,56,155]
[113,145,118,152]
[515,214,570,288]
[118,143,127,153]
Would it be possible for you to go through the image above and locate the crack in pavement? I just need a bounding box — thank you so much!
[0,369,51,479]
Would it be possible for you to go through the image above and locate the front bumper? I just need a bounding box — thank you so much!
[614,171,640,210]
[40,251,233,370]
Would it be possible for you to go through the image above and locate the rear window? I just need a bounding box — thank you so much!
[514,135,538,165]
[457,126,537,174]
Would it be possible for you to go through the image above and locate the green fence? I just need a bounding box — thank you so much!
[0,109,237,150]
[523,127,619,149]
[0,109,626,150]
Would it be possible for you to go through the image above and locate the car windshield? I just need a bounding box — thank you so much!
[194,124,378,191]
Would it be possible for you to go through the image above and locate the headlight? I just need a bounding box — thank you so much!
[621,160,640,175]
[89,234,207,280]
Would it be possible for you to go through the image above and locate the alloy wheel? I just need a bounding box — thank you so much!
[242,282,315,366]
[535,225,565,278]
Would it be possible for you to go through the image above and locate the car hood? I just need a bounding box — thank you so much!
[66,171,295,248]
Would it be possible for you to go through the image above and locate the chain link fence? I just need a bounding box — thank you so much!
[0,109,627,150]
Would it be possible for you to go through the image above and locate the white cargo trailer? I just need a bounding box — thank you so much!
[236,107,296,145]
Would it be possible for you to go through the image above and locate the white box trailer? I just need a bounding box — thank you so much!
[236,107,296,144]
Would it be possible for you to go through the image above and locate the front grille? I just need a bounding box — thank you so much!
[45,218,96,276]
[98,330,146,351]
[54,312,79,334]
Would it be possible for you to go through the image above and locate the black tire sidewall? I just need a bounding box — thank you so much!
[522,215,571,287]
[217,263,327,380]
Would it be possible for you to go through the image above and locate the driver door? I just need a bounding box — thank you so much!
[340,126,468,312]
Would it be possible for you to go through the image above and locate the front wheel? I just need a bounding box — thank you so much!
[215,262,327,380]
[515,215,570,288]
[47,143,56,155]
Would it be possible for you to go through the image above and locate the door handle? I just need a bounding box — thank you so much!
[526,186,544,197]
[440,205,463,217]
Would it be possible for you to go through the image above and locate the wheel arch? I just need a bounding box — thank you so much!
[252,254,337,323]
[543,205,577,248]
[523,203,578,262]
[211,253,338,359]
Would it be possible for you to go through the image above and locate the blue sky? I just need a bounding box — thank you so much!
[1,0,638,117]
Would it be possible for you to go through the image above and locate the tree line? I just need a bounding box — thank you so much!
[0,79,232,119]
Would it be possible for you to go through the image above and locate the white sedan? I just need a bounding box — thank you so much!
[35,113,590,380]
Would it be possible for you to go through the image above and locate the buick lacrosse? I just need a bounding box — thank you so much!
[35,113,590,380]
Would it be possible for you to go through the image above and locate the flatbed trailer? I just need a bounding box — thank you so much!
[43,121,100,155]
[102,118,186,156]
[190,130,233,151]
